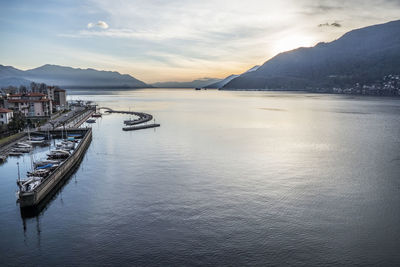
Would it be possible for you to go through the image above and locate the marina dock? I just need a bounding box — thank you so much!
[18,128,92,208]
[2,104,159,211]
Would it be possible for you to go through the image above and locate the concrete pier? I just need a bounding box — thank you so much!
[123,123,160,131]
[18,128,92,208]
[99,107,159,131]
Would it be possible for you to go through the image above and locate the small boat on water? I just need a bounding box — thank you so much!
[34,159,60,167]
[9,152,23,157]
[47,149,70,159]
[16,142,32,148]
[56,141,76,151]
[27,169,50,178]
[86,119,96,123]
[92,113,102,118]
[31,136,45,141]
[29,136,46,143]
[27,136,46,144]
[12,147,31,153]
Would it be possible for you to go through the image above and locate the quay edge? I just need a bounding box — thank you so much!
[18,128,92,208]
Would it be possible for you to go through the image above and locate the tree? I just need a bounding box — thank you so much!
[19,85,27,93]
[7,111,26,132]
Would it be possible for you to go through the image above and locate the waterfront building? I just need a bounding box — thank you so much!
[54,88,67,110]
[0,108,13,125]
[6,92,52,117]
[46,86,67,111]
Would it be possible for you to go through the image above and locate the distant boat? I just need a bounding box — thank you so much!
[92,113,102,118]
[9,152,23,156]
[86,119,96,123]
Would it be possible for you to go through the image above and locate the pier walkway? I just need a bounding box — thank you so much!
[99,107,153,125]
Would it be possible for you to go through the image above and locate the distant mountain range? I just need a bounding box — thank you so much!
[205,65,260,88]
[1,20,399,92]
[0,64,149,89]
[224,20,400,90]
[151,78,221,88]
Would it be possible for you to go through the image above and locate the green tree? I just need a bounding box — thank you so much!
[8,112,26,132]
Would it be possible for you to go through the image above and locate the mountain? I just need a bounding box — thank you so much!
[152,78,221,88]
[205,75,239,88]
[0,65,24,77]
[0,77,32,88]
[0,64,149,88]
[224,20,400,90]
[205,65,260,88]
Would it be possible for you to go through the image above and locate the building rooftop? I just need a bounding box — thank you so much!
[9,92,47,97]
[7,99,50,103]
[0,108,13,113]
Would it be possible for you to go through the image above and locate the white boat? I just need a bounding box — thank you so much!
[27,169,50,177]
[17,177,43,192]
[27,139,45,144]
[47,149,70,159]
[34,159,60,167]
[31,136,45,141]
[16,142,32,148]
[12,147,31,153]
[56,141,75,150]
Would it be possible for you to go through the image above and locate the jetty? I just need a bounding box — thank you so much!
[123,123,160,131]
[0,107,94,162]
[18,128,92,208]
[99,107,160,131]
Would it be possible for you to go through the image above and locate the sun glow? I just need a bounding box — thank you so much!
[272,34,317,55]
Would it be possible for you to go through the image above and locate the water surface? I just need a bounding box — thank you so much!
[1,89,399,266]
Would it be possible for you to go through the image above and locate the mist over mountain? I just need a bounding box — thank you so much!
[0,64,149,88]
[0,77,32,88]
[152,78,221,88]
[224,20,400,90]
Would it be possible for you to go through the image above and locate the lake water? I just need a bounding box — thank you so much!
[1,89,400,266]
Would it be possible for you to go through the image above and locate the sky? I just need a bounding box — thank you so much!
[0,0,399,83]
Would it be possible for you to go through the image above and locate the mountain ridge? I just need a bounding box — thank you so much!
[0,64,149,89]
[223,20,400,90]
[205,65,260,88]
[152,78,221,88]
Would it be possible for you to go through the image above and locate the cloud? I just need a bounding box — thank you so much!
[318,22,342,27]
[87,20,109,29]
[96,21,109,29]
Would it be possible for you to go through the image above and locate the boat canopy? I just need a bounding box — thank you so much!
[68,134,82,137]
[36,164,53,169]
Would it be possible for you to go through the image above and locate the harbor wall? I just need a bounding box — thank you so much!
[19,128,92,207]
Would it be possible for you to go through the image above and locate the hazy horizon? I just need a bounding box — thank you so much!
[1,0,399,83]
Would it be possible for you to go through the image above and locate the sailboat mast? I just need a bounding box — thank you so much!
[17,162,20,182]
